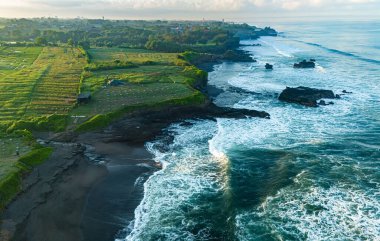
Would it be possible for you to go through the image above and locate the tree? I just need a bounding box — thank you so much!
[78,41,90,49]
[67,38,74,47]
[35,37,47,46]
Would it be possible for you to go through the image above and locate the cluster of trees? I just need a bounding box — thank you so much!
[0,18,276,54]
[145,27,240,54]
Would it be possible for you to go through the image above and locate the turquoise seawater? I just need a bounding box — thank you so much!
[121,21,380,241]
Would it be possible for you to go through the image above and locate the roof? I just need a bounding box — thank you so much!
[78,92,91,99]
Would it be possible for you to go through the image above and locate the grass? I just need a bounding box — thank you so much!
[81,65,193,92]
[72,48,206,126]
[0,133,52,211]
[73,82,196,117]
[0,137,30,179]
[18,147,53,167]
[88,48,186,65]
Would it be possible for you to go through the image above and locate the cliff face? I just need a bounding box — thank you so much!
[233,27,278,39]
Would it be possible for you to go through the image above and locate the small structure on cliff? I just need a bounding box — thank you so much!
[108,79,125,86]
[77,92,91,104]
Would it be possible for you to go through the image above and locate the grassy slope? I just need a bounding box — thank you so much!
[0,132,53,210]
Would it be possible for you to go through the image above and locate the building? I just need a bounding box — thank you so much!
[77,92,91,103]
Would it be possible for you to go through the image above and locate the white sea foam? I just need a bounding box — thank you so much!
[236,183,380,241]
[124,120,224,241]
[257,37,301,58]
[120,31,380,241]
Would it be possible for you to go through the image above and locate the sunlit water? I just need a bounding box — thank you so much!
[120,21,380,241]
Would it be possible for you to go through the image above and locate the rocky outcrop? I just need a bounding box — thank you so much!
[294,59,316,69]
[279,86,336,107]
[265,63,273,70]
[223,50,256,62]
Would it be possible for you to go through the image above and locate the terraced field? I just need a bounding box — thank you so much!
[0,47,86,124]
[24,47,86,116]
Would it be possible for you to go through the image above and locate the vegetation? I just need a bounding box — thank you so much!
[0,18,276,51]
[18,147,53,167]
[72,47,206,126]
[0,132,52,210]
[0,18,276,210]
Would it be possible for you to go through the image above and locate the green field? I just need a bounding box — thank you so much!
[0,46,203,137]
[88,48,184,65]
[72,48,203,125]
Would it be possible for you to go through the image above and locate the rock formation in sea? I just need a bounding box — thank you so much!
[279,86,336,107]
[293,59,316,68]
[265,63,273,70]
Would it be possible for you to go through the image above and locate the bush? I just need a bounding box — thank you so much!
[0,172,22,211]
[0,146,53,210]
[6,114,67,133]
[18,147,53,167]
[84,61,138,71]
[75,114,111,132]
[182,66,208,85]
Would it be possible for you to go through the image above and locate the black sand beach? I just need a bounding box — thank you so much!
[0,96,269,241]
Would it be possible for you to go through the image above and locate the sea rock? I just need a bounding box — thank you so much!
[279,86,336,107]
[294,59,316,69]
[342,90,353,94]
[318,100,334,106]
[265,63,273,70]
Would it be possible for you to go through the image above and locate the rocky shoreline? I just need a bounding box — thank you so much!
[0,54,269,241]
[0,39,343,240]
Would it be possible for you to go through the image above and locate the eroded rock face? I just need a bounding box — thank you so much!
[279,86,336,107]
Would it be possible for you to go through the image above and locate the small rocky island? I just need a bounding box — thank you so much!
[279,86,337,107]
[294,59,316,68]
[265,63,273,70]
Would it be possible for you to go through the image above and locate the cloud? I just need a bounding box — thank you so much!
[2,0,377,10]
[0,0,378,19]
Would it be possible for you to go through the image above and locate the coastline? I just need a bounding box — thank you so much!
[0,47,263,241]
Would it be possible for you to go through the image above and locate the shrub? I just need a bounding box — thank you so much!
[6,114,67,133]
[75,114,111,132]
[0,172,22,211]
[18,147,53,167]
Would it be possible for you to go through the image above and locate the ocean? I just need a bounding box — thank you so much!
[121,21,380,241]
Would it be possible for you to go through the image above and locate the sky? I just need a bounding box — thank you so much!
[0,0,379,22]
